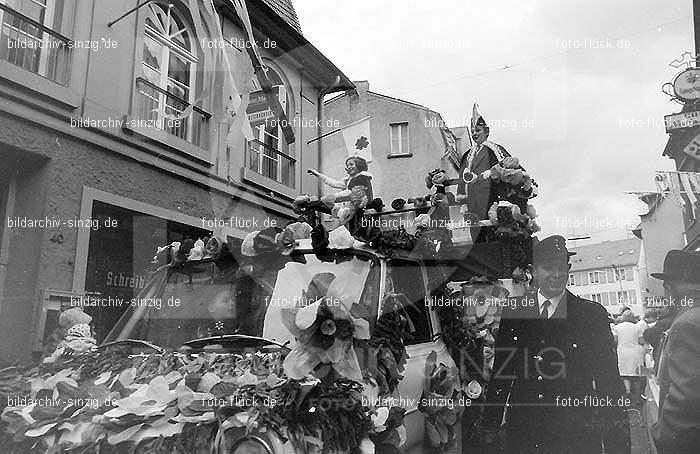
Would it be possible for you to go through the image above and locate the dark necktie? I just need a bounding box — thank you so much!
[540,300,551,319]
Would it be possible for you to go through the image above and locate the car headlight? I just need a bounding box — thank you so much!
[230,435,273,454]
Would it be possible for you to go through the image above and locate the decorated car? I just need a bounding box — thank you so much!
[1,151,537,454]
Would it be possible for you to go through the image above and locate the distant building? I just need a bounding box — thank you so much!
[321,81,460,204]
[633,193,686,297]
[568,238,647,316]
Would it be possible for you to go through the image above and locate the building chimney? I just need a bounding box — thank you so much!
[353,80,369,93]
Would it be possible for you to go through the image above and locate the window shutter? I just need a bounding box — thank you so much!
[629,290,636,304]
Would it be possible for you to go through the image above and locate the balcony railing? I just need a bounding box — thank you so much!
[135,77,211,148]
[247,139,296,188]
[0,3,71,85]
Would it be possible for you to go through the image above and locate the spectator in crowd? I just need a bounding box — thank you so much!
[643,306,678,374]
[613,309,646,405]
[650,250,700,454]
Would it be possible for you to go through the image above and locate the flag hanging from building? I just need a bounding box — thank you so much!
[198,0,254,142]
[229,0,295,144]
[341,117,372,162]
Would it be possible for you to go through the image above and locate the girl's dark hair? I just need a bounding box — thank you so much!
[345,156,368,172]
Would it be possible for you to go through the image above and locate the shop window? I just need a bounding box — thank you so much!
[135,2,209,147]
[389,122,409,155]
[246,67,296,188]
[84,200,211,341]
[0,0,71,84]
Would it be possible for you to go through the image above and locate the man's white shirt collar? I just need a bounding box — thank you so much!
[537,290,565,318]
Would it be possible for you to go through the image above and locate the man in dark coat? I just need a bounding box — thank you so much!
[481,235,630,453]
[642,306,677,374]
[650,250,700,454]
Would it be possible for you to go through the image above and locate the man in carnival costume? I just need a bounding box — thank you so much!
[456,104,510,221]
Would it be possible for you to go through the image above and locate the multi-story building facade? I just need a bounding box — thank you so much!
[633,193,687,297]
[321,81,460,204]
[0,0,352,360]
[568,238,647,316]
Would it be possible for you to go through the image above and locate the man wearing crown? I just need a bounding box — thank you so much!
[456,104,511,221]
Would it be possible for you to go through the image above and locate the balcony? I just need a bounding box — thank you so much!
[246,139,296,189]
[134,77,210,149]
[0,3,71,85]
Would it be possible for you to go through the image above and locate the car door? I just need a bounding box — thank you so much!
[384,258,459,453]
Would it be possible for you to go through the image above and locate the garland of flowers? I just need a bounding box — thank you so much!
[2,299,412,454]
[434,277,511,445]
[418,351,462,453]
[484,156,538,211]
[0,345,379,454]
[362,301,410,396]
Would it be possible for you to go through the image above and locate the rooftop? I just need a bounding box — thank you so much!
[569,238,641,271]
[260,0,302,34]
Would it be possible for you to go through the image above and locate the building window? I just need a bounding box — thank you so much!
[245,68,296,188]
[135,3,209,147]
[617,291,630,305]
[568,274,575,286]
[390,122,409,155]
[588,270,604,284]
[591,293,603,304]
[84,200,211,341]
[0,0,71,84]
[614,267,627,281]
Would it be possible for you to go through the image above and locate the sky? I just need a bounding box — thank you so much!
[294,0,694,246]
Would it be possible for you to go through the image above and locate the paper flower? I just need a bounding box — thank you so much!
[465,379,483,399]
[104,376,176,418]
[281,292,370,381]
[501,156,520,169]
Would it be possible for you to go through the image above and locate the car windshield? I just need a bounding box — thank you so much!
[104,251,380,349]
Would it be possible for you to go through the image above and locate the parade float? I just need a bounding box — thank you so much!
[0,110,541,454]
